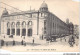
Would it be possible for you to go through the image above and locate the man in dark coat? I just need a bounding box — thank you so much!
[33,38,34,44]
[68,35,75,47]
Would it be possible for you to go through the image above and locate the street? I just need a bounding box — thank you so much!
[0,35,79,52]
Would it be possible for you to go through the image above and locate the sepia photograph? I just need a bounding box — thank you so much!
[0,0,79,52]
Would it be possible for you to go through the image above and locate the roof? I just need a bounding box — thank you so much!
[10,10,38,16]
[1,10,39,17]
[40,1,48,8]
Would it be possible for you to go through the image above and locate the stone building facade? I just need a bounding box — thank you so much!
[1,2,70,40]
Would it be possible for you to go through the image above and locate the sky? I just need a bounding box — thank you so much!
[0,0,79,25]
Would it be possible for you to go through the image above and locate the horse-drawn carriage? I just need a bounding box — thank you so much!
[46,35,58,42]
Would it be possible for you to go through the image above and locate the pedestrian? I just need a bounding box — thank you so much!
[65,38,66,42]
[68,38,72,47]
[24,41,26,46]
[1,40,4,46]
[54,37,56,42]
[42,35,43,40]
[64,37,66,42]
[13,40,15,46]
[21,40,24,45]
[46,37,49,44]
[68,36,74,47]
[33,38,34,44]
[72,35,75,44]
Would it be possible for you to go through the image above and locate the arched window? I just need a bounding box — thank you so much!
[7,22,10,35]
[7,22,10,27]
[16,22,20,27]
[16,22,20,36]
[11,22,15,27]
[11,22,15,35]
[22,21,26,27]
[28,21,32,26]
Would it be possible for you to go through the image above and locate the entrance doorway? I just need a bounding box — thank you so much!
[7,29,10,35]
[11,29,15,35]
[22,29,26,36]
[28,29,32,36]
[16,29,20,36]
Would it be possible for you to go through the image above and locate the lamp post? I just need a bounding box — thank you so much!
[37,11,39,35]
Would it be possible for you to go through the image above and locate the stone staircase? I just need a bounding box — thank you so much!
[0,35,47,45]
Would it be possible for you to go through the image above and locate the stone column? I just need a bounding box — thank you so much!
[10,21,11,35]
[15,21,16,36]
[20,21,22,37]
[26,20,27,37]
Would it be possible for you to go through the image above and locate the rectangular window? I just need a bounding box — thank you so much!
[53,23,54,28]
[44,20,46,30]
[44,20,46,26]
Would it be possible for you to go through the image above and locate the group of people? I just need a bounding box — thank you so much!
[13,38,35,46]
[0,38,35,47]
[60,35,76,47]
[0,34,78,47]
[46,34,76,47]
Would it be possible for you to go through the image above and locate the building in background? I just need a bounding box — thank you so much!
[66,19,74,35]
[68,22,74,35]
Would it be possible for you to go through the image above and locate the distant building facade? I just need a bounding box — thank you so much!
[68,22,74,35]
[74,25,79,35]
[1,2,72,40]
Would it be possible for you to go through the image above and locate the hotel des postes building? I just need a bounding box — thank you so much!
[0,1,74,42]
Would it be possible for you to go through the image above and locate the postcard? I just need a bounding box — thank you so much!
[0,0,79,52]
